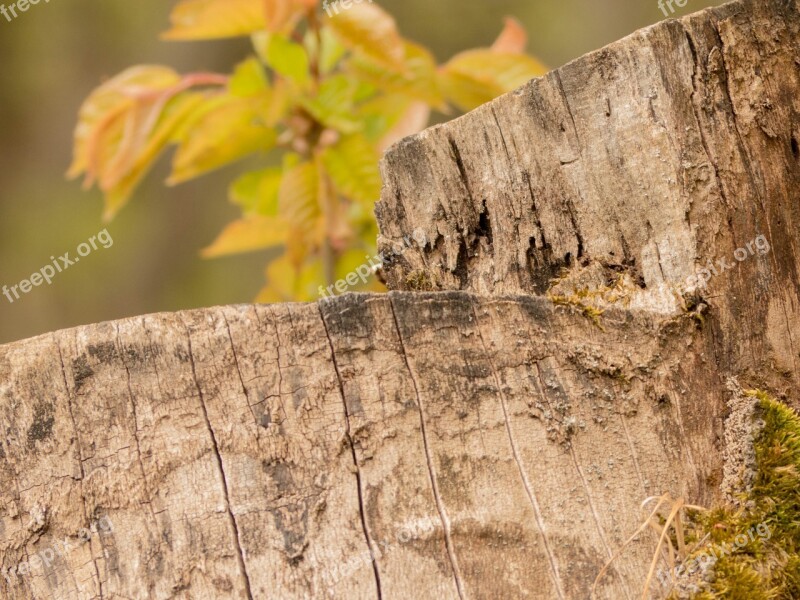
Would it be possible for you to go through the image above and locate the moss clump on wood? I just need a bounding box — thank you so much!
[403,270,435,291]
[548,290,606,331]
[672,391,800,599]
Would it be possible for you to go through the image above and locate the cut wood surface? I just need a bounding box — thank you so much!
[1,0,799,598]
[376,0,800,393]
[1,293,721,599]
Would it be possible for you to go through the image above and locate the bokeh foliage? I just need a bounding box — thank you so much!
[69,0,546,301]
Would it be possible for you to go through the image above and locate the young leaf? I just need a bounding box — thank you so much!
[491,17,528,54]
[169,94,280,184]
[256,254,322,302]
[320,134,381,206]
[162,0,267,40]
[229,58,269,97]
[335,247,378,286]
[439,52,548,112]
[229,167,282,215]
[359,94,412,142]
[326,3,406,70]
[256,254,298,302]
[377,100,430,152]
[100,93,208,220]
[298,74,362,133]
[201,215,288,257]
[347,40,445,109]
[318,26,347,75]
[263,0,318,33]
[439,19,547,112]
[68,66,182,181]
[68,66,222,219]
[252,32,311,87]
[316,154,352,250]
[278,160,320,235]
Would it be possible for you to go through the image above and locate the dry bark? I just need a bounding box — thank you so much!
[1,294,722,599]
[1,0,799,599]
[376,0,800,394]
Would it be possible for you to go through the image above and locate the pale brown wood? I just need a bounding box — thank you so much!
[2,0,799,598]
[1,294,723,599]
[376,0,800,397]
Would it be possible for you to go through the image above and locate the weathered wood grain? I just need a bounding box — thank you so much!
[376,0,800,396]
[0,293,722,599]
[2,0,799,598]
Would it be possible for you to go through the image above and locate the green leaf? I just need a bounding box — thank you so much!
[298,74,362,133]
[229,58,269,97]
[252,32,311,87]
[229,167,282,215]
[321,134,381,206]
[334,247,378,285]
[169,93,280,184]
[162,0,266,40]
[326,3,405,70]
[278,160,320,234]
[439,51,548,112]
[358,94,432,152]
[347,41,445,109]
[202,215,288,258]
[318,26,347,75]
[256,254,322,303]
[359,94,412,142]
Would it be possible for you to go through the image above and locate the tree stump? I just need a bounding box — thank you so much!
[1,0,798,598]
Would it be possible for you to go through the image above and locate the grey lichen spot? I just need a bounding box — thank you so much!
[271,501,309,560]
[27,401,55,448]
[263,461,294,497]
[87,342,117,363]
[72,356,94,391]
[212,576,234,593]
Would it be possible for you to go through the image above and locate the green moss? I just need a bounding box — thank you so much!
[671,391,800,599]
[403,270,433,291]
[548,291,605,331]
[676,295,709,330]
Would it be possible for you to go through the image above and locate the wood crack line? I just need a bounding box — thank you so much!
[696,17,798,372]
[54,336,105,600]
[317,302,384,600]
[182,321,254,600]
[221,313,260,427]
[386,295,467,600]
[468,300,566,600]
[114,323,159,528]
[532,361,633,600]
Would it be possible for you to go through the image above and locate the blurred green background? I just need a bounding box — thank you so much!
[0,0,726,344]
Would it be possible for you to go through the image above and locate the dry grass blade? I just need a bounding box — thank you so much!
[592,494,709,599]
[591,493,671,599]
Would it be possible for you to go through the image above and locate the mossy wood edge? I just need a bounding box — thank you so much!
[2,0,800,598]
